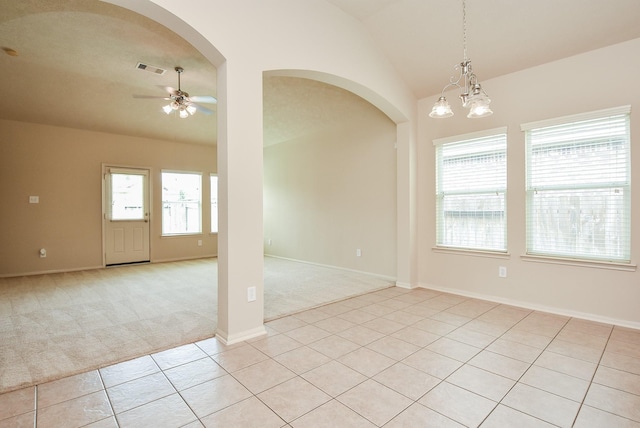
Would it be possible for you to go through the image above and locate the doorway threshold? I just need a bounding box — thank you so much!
[106,260,151,268]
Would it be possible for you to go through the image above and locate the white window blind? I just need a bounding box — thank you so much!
[523,107,631,262]
[435,130,507,251]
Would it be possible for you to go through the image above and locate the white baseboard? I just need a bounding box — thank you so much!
[419,282,640,331]
[395,281,418,289]
[216,325,267,345]
[0,265,105,278]
[151,254,217,264]
[0,256,218,278]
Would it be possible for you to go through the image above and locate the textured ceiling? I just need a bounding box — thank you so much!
[2,0,640,147]
[0,0,217,145]
[263,76,388,147]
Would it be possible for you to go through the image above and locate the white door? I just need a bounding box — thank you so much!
[104,167,150,265]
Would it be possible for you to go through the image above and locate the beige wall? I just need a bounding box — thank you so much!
[263,83,397,278]
[418,38,640,328]
[0,119,217,276]
[109,0,416,341]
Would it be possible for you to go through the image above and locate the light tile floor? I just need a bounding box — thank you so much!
[1,287,640,427]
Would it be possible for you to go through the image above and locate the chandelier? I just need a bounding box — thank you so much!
[429,0,492,119]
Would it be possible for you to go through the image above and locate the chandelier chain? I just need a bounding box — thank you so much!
[428,0,492,119]
[462,0,468,61]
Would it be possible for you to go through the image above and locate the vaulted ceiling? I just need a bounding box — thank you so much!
[2,0,640,146]
[326,0,640,99]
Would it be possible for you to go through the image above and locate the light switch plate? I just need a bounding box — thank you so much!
[247,286,256,302]
[499,266,507,278]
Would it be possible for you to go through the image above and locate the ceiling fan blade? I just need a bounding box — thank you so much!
[189,95,217,104]
[191,103,214,115]
[132,94,171,100]
[158,85,179,96]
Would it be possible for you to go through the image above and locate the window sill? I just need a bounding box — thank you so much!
[432,246,510,259]
[161,233,203,238]
[521,254,637,272]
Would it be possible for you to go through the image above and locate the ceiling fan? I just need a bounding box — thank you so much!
[134,66,217,118]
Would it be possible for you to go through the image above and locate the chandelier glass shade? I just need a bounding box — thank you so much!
[429,0,493,119]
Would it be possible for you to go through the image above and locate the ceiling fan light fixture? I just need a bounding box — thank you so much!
[134,66,216,118]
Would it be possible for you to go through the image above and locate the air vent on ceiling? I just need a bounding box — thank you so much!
[135,62,166,75]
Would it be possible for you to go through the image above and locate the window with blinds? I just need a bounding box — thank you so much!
[522,106,631,262]
[435,128,507,251]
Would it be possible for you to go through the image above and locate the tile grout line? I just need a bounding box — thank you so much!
[372,293,519,425]
[394,302,609,425]
[172,362,206,427]
[483,316,634,425]
[95,366,118,428]
[324,292,487,425]
[568,325,640,425]
[151,355,198,426]
[33,385,37,428]
[472,310,572,427]
[6,287,639,427]
[569,324,613,427]
[240,291,422,426]
[274,291,474,426]
[410,302,528,425]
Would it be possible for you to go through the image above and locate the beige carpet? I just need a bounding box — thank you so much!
[0,257,392,394]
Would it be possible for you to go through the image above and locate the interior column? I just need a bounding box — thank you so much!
[396,121,418,288]
[215,60,266,344]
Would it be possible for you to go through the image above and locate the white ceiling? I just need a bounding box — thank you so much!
[2,0,640,146]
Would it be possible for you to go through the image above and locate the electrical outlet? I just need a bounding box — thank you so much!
[498,266,507,278]
[197,239,202,246]
[356,248,362,257]
[39,248,47,258]
[268,239,272,246]
[247,286,256,302]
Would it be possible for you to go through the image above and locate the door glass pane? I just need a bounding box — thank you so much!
[111,173,145,220]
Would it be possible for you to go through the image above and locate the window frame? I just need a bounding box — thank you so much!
[433,127,508,253]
